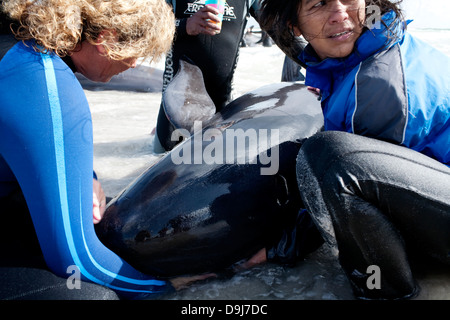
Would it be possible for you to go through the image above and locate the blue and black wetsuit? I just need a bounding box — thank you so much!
[0,40,172,299]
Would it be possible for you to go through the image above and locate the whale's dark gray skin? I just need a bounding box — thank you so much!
[96,79,323,277]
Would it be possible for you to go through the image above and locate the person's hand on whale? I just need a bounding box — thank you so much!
[93,178,107,224]
[232,248,267,272]
[169,273,217,290]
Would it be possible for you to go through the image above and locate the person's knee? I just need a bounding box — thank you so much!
[296,131,355,192]
[297,131,356,169]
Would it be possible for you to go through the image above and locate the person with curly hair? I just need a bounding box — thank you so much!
[0,0,212,299]
[259,0,450,299]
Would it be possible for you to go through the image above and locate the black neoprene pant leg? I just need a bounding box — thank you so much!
[296,131,450,299]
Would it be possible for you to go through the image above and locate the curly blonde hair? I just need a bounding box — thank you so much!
[2,0,175,61]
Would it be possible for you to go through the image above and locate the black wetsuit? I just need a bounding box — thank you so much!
[0,15,169,299]
[156,0,259,151]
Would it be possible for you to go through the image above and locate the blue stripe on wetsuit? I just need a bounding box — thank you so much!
[0,41,169,298]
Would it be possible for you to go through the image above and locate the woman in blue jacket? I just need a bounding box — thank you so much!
[0,0,209,299]
[260,0,450,299]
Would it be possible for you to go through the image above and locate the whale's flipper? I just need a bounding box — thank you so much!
[162,60,216,134]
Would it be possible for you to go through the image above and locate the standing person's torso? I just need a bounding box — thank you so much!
[164,0,250,109]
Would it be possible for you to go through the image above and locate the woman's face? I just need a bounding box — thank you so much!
[295,0,366,60]
[91,56,137,83]
[72,30,138,83]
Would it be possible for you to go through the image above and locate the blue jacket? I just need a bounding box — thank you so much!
[0,41,170,298]
[299,11,450,166]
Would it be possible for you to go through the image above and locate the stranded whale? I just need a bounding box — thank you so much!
[96,62,324,277]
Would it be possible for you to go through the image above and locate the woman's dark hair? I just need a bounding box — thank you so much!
[259,0,302,53]
[259,0,404,52]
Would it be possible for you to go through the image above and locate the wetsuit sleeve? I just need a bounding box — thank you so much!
[175,18,189,38]
[0,45,172,299]
[165,0,189,39]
